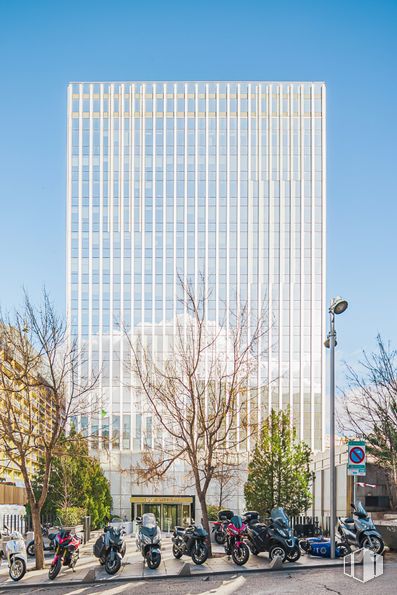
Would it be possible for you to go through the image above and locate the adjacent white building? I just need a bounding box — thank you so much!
[66,81,326,523]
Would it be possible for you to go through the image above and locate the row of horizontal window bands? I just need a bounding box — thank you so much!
[71,112,323,119]
[72,93,323,99]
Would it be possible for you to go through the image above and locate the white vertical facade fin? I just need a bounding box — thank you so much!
[66,82,326,509]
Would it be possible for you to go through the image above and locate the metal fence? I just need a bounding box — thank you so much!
[291,515,324,537]
[24,512,58,532]
[1,513,27,534]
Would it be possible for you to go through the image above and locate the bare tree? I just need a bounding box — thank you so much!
[338,335,397,509]
[125,278,269,553]
[0,291,98,569]
[212,457,238,509]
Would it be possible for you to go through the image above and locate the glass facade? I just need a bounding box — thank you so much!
[67,81,326,457]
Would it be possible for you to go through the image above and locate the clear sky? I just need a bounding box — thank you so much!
[1,0,396,375]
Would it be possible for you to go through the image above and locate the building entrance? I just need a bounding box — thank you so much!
[131,495,195,530]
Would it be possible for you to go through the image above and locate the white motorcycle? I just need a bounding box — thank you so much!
[0,525,27,581]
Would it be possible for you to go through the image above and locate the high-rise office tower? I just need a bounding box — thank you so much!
[67,81,326,521]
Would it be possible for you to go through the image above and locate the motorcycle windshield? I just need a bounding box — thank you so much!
[271,507,289,528]
[355,501,367,517]
[230,515,243,529]
[142,513,157,528]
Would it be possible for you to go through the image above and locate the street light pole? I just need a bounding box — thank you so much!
[329,307,336,559]
[325,296,348,560]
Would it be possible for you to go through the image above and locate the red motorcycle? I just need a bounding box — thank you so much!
[224,515,250,566]
[48,529,81,580]
[212,510,234,545]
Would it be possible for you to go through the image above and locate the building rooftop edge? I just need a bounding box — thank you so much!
[68,80,326,85]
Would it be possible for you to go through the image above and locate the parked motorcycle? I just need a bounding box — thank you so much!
[26,522,59,557]
[0,525,27,581]
[337,501,384,554]
[299,536,349,558]
[48,528,81,580]
[224,514,250,566]
[211,510,233,545]
[94,524,126,574]
[245,508,300,562]
[172,521,209,565]
[136,513,162,569]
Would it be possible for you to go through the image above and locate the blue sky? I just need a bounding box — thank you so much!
[0,0,396,374]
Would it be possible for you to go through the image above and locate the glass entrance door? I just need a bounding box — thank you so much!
[143,504,161,525]
[162,504,177,531]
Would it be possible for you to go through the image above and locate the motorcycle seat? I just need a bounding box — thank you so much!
[342,518,354,524]
[174,526,185,533]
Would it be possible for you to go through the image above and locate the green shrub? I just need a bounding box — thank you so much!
[207,504,222,521]
[57,507,86,526]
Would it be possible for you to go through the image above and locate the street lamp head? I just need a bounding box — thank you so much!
[330,296,348,315]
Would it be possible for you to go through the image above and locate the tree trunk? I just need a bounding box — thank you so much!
[31,503,45,570]
[198,492,212,557]
[385,470,397,510]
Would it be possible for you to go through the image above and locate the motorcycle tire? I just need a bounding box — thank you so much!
[231,543,250,566]
[9,558,26,582]
[299,539,309,553]
[286,547,301,562]
[48,557,62,580]
[248,543,259,555]
[269,544,287,563]
[215,532,226,545]
[26,541,35,557]
[337,544,350,558]
[191,542,209,565]
[99,556,106,565]
[105,555,122,575]
[146,551,161,569]
[172,544,183,559]
[361,535,384,555]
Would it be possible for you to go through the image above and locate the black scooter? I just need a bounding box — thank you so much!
[337,501,384,554]
[136,514,162,569]
[94,524,126,575]
[245,508,301,562]
[172,521,209,565]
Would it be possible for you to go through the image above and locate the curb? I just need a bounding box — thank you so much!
[0,559,346,590]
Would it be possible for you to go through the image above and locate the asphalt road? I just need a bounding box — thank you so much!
[3,563,397,595]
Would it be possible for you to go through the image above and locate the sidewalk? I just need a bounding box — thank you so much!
[0,534,345,590]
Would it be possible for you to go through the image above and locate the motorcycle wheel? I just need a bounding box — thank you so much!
[172,544,183,559]
[286,547,301,562]
[231,543,250,566]
[269,544,287,562]
[337,544,350,558]
[248,543,259,555]
[146,551,161,569]
[9,558,26,582]
[361,536,384,555]
[191,542,209,565]
[215,532,226,545]
[299,539,309,553]
[26,541,35,557]
[99,556,106,565]
[105,555,122,575]
[48,557,62,580]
